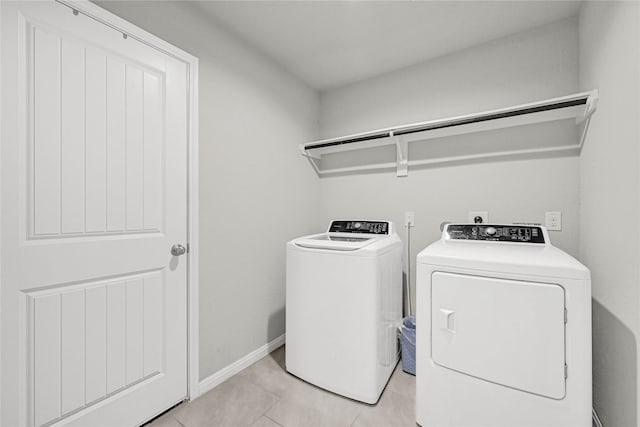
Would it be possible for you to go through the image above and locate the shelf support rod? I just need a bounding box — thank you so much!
[393,132,409,177]
[577,90,598,150]
[298,144,323,175]
[578,116,593,150]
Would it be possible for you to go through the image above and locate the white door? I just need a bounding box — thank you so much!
[431,272,566,399]
[1,1,189,426]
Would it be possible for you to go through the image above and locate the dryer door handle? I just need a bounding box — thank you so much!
[440,308,456,333]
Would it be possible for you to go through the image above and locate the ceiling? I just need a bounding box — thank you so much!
[191,1,581,91]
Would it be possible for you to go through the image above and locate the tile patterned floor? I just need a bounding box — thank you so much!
[148,346,416,427]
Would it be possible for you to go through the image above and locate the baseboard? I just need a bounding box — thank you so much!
[197,334,286,397]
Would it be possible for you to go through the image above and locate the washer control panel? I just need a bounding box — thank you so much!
[446,224,545,243]
[329,221,389,235]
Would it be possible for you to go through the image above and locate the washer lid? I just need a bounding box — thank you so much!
[293,233,381,251]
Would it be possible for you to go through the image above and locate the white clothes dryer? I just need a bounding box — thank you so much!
[286,220,402,404]
[416,224,591,427]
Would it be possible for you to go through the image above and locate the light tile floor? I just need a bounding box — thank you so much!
[148,346,416,427]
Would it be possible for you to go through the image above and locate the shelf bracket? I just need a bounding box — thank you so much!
[577,90,599,150]
[299,144,323,175]
[576,90,599,124]
[584,90,599,120]
[393,133,408,177]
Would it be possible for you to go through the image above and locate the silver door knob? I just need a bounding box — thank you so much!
[171,244,187,256]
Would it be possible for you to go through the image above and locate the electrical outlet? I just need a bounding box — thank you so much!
[545,211,562,231]
[405,211,415,227]
[468,211,488,224]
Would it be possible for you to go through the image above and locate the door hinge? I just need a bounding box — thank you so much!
[564,364,568,379]
[564,308,568,324]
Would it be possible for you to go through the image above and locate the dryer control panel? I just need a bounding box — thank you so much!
[329,221,390,234]
[446,224,545,243]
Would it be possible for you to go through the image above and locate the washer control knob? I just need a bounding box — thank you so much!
[354,222,361,229]
[485,227,497,236]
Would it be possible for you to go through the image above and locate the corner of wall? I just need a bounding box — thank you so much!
[578,2,640,425]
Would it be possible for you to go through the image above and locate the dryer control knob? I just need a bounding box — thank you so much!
[485,227,497,236]
[354,222,361,229]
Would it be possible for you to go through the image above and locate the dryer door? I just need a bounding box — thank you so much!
[431,272,565,399]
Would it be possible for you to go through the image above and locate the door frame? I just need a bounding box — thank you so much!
[0,0,201,422]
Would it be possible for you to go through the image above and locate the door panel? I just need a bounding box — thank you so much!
[85,285,107,404]
[2,1,189,426]
[59,38,85,234]
[85,49,108,233]
[60,290,85,415]
[28,271,168,423]
[33,294,61,427]
[29,30,165,239]
[33,26,62,236]
[431,272,566,399]
[106,57,127,233]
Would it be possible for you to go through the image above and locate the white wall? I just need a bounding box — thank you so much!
[95,1,321,380]
[320,19,579,138]
[319,19,580,313]
[579,2,640,426]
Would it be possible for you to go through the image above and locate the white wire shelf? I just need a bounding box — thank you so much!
[300,90,598,177]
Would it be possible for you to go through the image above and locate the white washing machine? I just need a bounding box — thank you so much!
[416,224,591,427]
[286,220,402,404]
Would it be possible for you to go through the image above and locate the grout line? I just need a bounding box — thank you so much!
[259,389,281,414]
[263,414,284,427]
